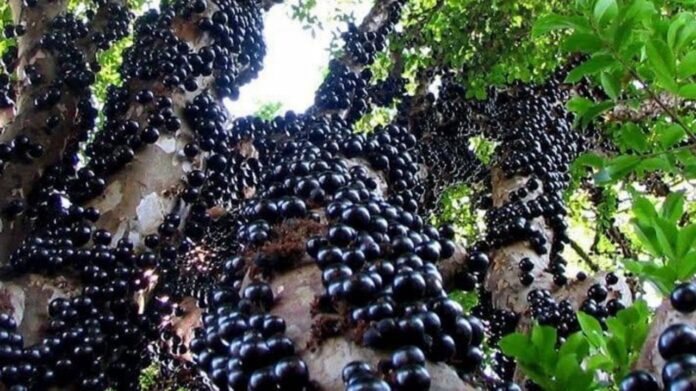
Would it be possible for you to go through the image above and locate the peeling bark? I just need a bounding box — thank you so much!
[0,0,130,263]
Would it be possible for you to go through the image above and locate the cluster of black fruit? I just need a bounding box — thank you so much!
[369,75,407,107]
[4,213,165,389]
[620,282,696,391]
[86,0,132,50]
[82,0,264,187]
[118,0,263,96]
[173,0,420,324]
[190,282,310,391]
[394,73,489,212]
[0,0,270,389]
[0,5,130,187]
[314,61,370,113]
[341,346,434,391]
[313,0,404,117]
[439,74,579,299]
[526,273,625,339]
[417,68,586,387]
[305,144,484,371]
[0,71,13,109]
[254,114,480,380]
[1,46,17,73]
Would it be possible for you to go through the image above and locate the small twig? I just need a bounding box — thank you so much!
[569,238,600,272]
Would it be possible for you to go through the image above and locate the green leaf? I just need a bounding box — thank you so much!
[607,337,628,366]
[676,224,696,258]
[661,192,685,223]
[678,51,696,78]
[566,54,616,83]
[646,39,678,90]
[601,70,622,100]
[623,260,675,294]
[606,317,627,341]
[567,96,594,115]
[678,83,696,99]
[668,13,696,53]
[594,0,619,24]
[574,152,605,168]
[614,16,637,49]
[638,156,670,172]
[586,354,614,371]
[532,14,589,37]
[619,123,648,152]
[580,100,615,127]
[623,0,656,23]
[632,221,663,257]
[500,333,536,363]
[577,312,605,348]
[596,155,641,182]
[654,217,678,260]
[531,325,558,371]
[449,290,479,312]
[563,32,605,53]
[632,196,658,224]
[658,124,686,149]
[518,362,555,391]
[668,15,687,52]
[559,332,590,359]
[677,251,696,280]
[556,353,582,386]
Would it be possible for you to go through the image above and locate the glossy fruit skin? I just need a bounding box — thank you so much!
[671,283,696,313]
[619,370,660,391]
[659,324,696,361]
[663,354,696,386]
[667,374,696,391]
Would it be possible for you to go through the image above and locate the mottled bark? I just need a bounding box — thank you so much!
[0,0,129,263]
[0,0,71,264]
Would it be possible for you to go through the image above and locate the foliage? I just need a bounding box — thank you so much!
[434,183,482,243]
[533,0,696,300]
[396,0,573,99]
[353,106,397,134]
[449,289,479,312]
[500,300,651,390]
[139,363,159,390]
[0,2,16,71]
[288,0,361,41]
[94,36,132,104]
[624,191,696,294]
[535,0,696,183]
[289,0,323,36]
[368,51,392,83]
[254,101,283,121]
[468,135,497,165]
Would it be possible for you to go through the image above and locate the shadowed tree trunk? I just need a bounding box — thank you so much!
[0,0,686,390]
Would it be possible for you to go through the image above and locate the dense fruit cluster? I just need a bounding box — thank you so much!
[313,0,404,119]
[0,6,131,181]
[369,75,407,107]
[396,74,489,212]
[83,0,264,184]
[0,0,269,389]
[342,361,391,390]
[190,282,309,391]
[342,346,435,391]
[620,282,696,391]
[0,71,14,109]
[189,103,483,389]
